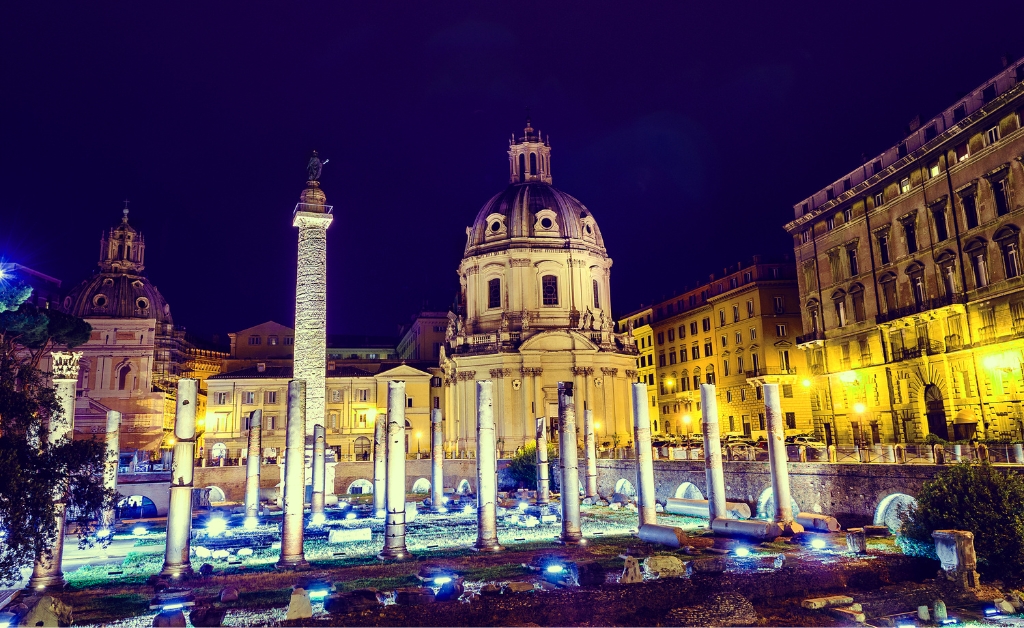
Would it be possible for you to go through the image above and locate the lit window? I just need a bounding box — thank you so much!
[986,126,1000,145]
[243,391,255,404]
[541,275,559,306]
[874,191,884,207]
[900,178,910,194]
[776,324,787,337]
[268,335,278,346]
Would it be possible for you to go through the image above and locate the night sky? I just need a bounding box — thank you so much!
[2,2,1022,339]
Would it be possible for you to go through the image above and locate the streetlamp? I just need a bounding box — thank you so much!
[416,431,422,455]
[682,414,692,441]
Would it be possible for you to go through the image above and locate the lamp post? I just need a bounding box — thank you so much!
[682,414,692,441]
[416,431,422,456]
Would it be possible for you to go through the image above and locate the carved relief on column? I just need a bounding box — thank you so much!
[600,367,618,377]
[51,351,83,380]
[489,368,512,378]
[625,369,638,379]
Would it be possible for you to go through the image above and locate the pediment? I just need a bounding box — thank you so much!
[519,329,599,353]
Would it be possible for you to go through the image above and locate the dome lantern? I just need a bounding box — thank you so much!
[508,117,552,185]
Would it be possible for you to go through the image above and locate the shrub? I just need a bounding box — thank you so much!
[901,463,1024,577]
[504,442,559,490]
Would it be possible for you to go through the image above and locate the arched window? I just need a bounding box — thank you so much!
[806,299,821,332]
[878,272,898,313]
[705,365,715,385]
[995,226,1021,279]
[849,283,866,322]
[691,367,701,391]
[542,275,559,306]
[518,153,526,182]
[680,369,689,391]
[964,238,989,288]
[488,278,501,309]
[905,261,926,307]
[117,363,132,390]
[530,152,537,175]
[936,250,959,297]
[831,290,847,327]
[354,436,371,460]
[592,279,600,309]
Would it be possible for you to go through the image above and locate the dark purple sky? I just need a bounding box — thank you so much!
[2,2,1021,338]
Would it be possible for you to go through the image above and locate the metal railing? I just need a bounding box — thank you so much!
[645,441,1024,466]
[795,329,825,345]
[744,366,798,378]
[875,292,967,325]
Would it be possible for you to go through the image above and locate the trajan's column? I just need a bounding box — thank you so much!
[293,151,334,436]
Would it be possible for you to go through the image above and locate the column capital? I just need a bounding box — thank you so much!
[51,351,83,380]
[292,211,334,229]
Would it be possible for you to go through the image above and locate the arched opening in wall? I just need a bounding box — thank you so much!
[211,442,227,461]
[411,478,431,494]
[117,495,158,519]
[874,493,918,533]
[614,478,636,498]
[518,153,526,181]
[530,152,537,175]
[117,363,132,390]
[755,487,800,520]
[346,479,373,495]
[674,482,704,500]
[354,436,371,461]
[457,479,472,494]
[924,384,950,441]
[405,420,412,454]
[207,486,227,503]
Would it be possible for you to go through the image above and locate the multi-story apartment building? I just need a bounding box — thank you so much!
[397,311,449,361]
[647,258,811,441]
[786,61,1024,445]
[617,307,660,433]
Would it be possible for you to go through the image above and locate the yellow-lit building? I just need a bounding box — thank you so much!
[617,307,660,433]
[786,62,1024,445]
[647,257,812,441]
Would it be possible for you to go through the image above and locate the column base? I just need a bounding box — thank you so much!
[275,555,310,571]
[473,541,505,552]
[377,547,414,561]
[559,533,584,546]
[26,572,65,591]
[159,563,193,579]
[778,521,805,536]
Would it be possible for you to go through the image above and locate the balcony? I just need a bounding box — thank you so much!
[890,340,946,363]
[796,329,825,346]
[875,293,967,325]
[744,366,798,384]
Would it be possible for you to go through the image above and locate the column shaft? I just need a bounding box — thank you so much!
[277,380,309,569]
[700,384,727,522]
[583,409,598,498]
[475,381,503,551]
[161,378,198,577]
[379,381,412,560]
[558,382,583,544]
[764,383,794,525]
[292,211,333,435]
[631,383,657,527]
[244,410,262,523]
[430,409,445,512]
[311,424,326,518]
[535,417,550,505]
[101,410,121,530]
[372,413,386,516]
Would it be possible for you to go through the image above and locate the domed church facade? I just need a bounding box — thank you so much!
[441,120,638,455]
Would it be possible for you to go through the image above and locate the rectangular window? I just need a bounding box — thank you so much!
[657,332,665,345]
[690,322,698,335]
[953,103,967,122]
[284,336,293,345]
[874,191,884,207]
[749,327,757,340]
[993,179,1010,216]
[214,391,228,405]
[740,386,746,401]
[878,233,891,264]
[776,324,787,337]
[331,389,342,402]
[407,397,413,408]
[358,388,368,402]
[852,291,866,322]
[264,390,277,404]
[592,279,600,309]
[659,353,667,367]
[773,296,785,314]
[847,247,859,276]
[898,142,908,158]
[933,207,949,241]
[747,300,754,317]
[826,216,835,230]
[243,391,255,404]
[702,317,711,332]
[541,275,558,306]
[785,412,796,429]
[735,331,742,344]
[678,324,686,338]
[904,222,918,254]
[668,351,676,365]
[962,195,979,230]
[743,271,752,283]
[986,126,1000,145]
[691,345,700,360]
[488,278,501,309]
[719,310,726,326]
[782,385,794,399]
[732,305,740,322]
[248,336,261,345]
[268,335,278,346]
[843,207,852,222]
[928,161,940,178]
[724,360,730,377]
[667,329,674,342]
[900,177,910,194]
[704,341,713,357]
[721,334,728,347]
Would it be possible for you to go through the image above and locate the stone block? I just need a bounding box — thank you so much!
[576,562,605,586]
[328,527,373,543]
[480,583,501,596]
[643,555,685,578]
[153,610,186,627]
[917,605,930,621]
[932,530,980,589]
[435,580,465,601]
[829,607,866,623]
[846,528,867,554]
[325,589,381,613]
[198,563,214,577]
[189,606,227,627]
[504,581,535,593]
[395,587,435,605]
[609,502,622,510]
[933,600,948,622]
[863,525,890,537]
[619,556,644,583]
[22,596,74,627]
[219,587,239,603]
[801,595,854,610]
[996,599,1015,614]
[686,557,727,575]
[286,588,313,621]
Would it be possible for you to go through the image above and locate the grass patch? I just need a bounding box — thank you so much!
[232,587,293,609]
[459,563,530,582]
[334,575,420,592]
[72,592,151,625]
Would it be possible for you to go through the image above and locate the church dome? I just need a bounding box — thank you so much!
[465,119,606,258]
[63,208,174,324]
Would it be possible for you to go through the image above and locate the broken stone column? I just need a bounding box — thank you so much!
[100,409,121,531]
[584,409,598,499]
[764,383,801,534]
[244,409,262,526]
[311,424,326,521]
[535,416,550,506]
[160,378,198,578]
[379,380,412,560]
[846,527,867,554]
[475,380,503,551]
[277,380,309,570]
[430,408,445,512]
[700,384,728,524]
[932,529,980,589]
[373,413,386,517]
[558,382,583,544]
[29,351,81,589]
[631,382,657,528]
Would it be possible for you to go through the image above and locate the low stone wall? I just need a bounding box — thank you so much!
[596,459,948,526]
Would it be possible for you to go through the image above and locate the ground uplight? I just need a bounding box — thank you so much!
[206,516,227,537]
[734,546,750,557]
[810,538,826,550]
[132,526,148,537]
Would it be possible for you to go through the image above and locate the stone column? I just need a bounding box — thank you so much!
[583,409,598,499]
[372,413,386,517]
[379,381,412,560]
[430,408,445,512]
[29,351,81,589]
[244,409,262,527]
[535,416,550,505]
[474,381,503,551]
[292,180,334,436]
[160,378,198,578]
[100,410,121,531]
[700,384,727,523]
[277,380,309,570]
[631,383,657,528]
[311,424,326,522]
[764,383,798,532]
[558,382,583,544]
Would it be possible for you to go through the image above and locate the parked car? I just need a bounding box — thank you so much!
[786,435,827,449]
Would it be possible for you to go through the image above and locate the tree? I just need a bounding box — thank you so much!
[0,283,115,586]
[506,441,561,490]
[901,462,1024,578]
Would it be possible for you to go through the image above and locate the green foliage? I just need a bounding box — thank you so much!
[506,441,559,489]
[0,282,33,313]
[923,433,949,445]
[901,463,1024,577]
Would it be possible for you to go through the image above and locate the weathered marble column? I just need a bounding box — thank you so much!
[100,410,121,531]
[311,424,326,522]
[475,381,504,551]
[160,378,198,578]
[372,413,386,517]
[292,173,334,436]
[430,408,445,512]
[277,380,309,570]
[535,416,550,506]
[29,351,81,589]
[583,409,598,499]
[379,381,412,560]
[700,384,727,523]
[244,409,262,527]
[558,382,583,544]
[764,383,798,532]
[631,382,657,528]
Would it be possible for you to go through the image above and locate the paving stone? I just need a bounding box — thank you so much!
[22,596,74,627]
[504,581,535,593]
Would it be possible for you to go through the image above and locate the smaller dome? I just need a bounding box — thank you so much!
[64,272,172,324]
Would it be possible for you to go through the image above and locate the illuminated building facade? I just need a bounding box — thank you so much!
[617,307,660,433]
[786,61,1024,445]
[645,258,812,442]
